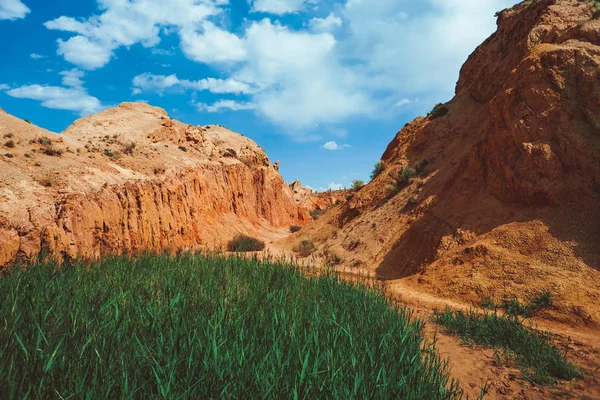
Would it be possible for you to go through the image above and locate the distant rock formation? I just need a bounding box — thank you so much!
[0,102,309,267]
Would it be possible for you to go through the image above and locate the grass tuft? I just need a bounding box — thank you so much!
[293,240,316,257]
[432,308,581,385]
[227,234,266,252]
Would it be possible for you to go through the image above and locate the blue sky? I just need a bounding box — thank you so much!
[0,0,517,191]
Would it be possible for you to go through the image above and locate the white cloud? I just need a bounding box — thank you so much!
[0,84,10,90]
[394,98,411,107]
[195,100,256,113]
[56,36,114,70]
[309,13,342,32]
[236,19,372,128]
[322,141,351,151]
[44,0,225,69]
[2,70,104,116]
[0,0,30,20]
[179,22,247,64]
[249,0,310,15]
[30,53,45,59]
[342,0,516,100]
[38,0,518,135]
[132,73,256,95]
[60,69,85,88]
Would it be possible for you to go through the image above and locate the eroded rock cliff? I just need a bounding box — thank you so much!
[0,103,308,267]
[288,0,600,324]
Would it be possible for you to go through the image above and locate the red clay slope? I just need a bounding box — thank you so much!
[289,0,600,325]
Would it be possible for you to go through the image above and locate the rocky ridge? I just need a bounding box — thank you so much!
[287,0,600,325]
[0,103,308,267]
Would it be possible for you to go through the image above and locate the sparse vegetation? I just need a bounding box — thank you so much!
[4,140,15,148]
[104,148,116,157]
[293,239,316,257]
[351,179,365,190]
[289,225,302,233]
[37,177,55,188]
[178,145,187,152]
[122,142,136,155]
[3,133,13,139]
[227,234,266,252]
[42,146,63,156]
[310,209,326,220]
[24,119,31,124]
[35,136,52,146]
[427,103,449,119]
[4,153,14,158]
[370,161,385,180]
[153,166,166,175]
[0,254,462,399]
[402,166,416,183]
[480,290,553,319]
[432,307,581,385]
[415,158,430,175]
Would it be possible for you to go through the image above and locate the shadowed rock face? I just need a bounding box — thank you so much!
[293,0,600,324]
[0,103,309,267]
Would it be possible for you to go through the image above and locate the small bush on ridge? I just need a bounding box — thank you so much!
[227,234,266,252]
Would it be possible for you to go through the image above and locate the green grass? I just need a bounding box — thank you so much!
[432,308,582,385]
[479,290,553,319]
[0,254,463,399]
[226,234,265,252]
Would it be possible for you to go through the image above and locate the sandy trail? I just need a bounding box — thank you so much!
[263,232,600,399]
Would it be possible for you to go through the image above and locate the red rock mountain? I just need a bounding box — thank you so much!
[0,103,308,267]
[288,0,600,324]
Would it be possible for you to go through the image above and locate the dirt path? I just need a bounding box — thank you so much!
[263,235,600,399]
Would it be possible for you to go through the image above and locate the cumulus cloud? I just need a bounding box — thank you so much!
[309,13,343,32]
[179,22,247,64]
[0,0,30,20]
[1,70,104,116]
[132,73,257,95]
[322,141,351,151]
[44,0,224,69]
[40,0,517,134]
[235,19,372,128]
[195,100,256,113]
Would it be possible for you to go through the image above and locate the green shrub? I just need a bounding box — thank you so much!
[351,179,365,190]
[104,148,115,157]
[42,146,62,157]
[293,239,316,257]
[310,209,326,220]
[4,152,14,158]
[122,142,136,155]
[432,308,581,385]
[4,140,15,148]
[402,166,416,183]
[0,254,461,399]
[370,161,385,180]
[479,290,553,319]
[427,103,449,119]
[178,145,187,152]
[227,234,266,252]
[289,225,302,233]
